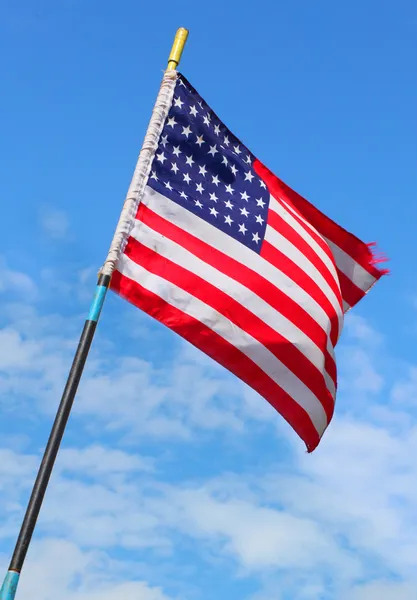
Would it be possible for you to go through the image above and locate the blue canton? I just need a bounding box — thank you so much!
[147,74,270,253]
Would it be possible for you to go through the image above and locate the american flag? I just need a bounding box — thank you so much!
[111,73,387,451]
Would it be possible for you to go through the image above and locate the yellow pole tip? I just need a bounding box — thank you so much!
[176,27,189,38]
[167,27,189,71]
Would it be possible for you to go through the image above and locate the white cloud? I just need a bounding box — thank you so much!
[0,448,37,481]
[40,208,70,239]
[0,328,41,371]
[76,581,171,600]
[345,581,417,600]
[56,445,154,476]
[0,446,167,552]
[0,258,37,297]
[344,313,384,347]
[152,486,360,577]
[2,399,417,599]
[262,417,417,583]
[339,346,384,394]
[336,312,386,398]
[73,345,253,440]
[5,538,174,600]
[391,366,417,407]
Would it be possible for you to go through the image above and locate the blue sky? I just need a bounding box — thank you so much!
[1,0,417,599]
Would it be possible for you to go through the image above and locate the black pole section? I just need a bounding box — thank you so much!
[8,273,111,573]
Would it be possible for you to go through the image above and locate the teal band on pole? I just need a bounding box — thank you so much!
[87,284,108,322]
[0,572,19,600]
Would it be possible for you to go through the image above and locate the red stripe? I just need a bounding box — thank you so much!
[271,207,367,306]
[268,205,364,314]
[267,207,343,309]
[111,269,322,452]
[254,159,385,280]
[137,204,337,386]
[276,196,337,266]
[124,236,335,421]
[261,240,340,347]
[337,270,366,307]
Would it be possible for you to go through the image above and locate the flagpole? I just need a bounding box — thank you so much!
[0,27,189,600]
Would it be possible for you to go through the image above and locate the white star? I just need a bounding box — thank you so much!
[167,116,177,128]
[195,135,205,147]
[224,215,233,226]
[156,152,166,164]
[174,97,184,109]
[172,145,181,157]
[255,214,264,224]
[209,192,218,202]
[214,124,221,135]
[240,207,249,217]
[180,191,188,199]
[225,184,234,194]
[259,180,267,189]
[252,232,260,244]
[171,162,179,174]
[238,223,247,235]
[245,155,252,164]
[199,165,208,176]
[195,199,203,208]
[185,155,194,167]
[230,164,238,176]
[256,197,266,208]
[244,171,254,182]
[189,105,198,117]
[224,135,230,146]
[196,183,204,194]
[224,200,234,209]
[208,144,218,157]
[198,101,204,109]
[164,181,173,191]
[233,145,241,154]
[160,134,168,147]
[150,171,158,181]
[210,207,218,217]
[222,155,228,166]
[181,125,192,138]
[203,114,211,126]
[212,175,220,186]
[183,173,191,184]
[240,191,250,201]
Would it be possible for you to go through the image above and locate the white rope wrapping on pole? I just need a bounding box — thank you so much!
[100,69,178,277]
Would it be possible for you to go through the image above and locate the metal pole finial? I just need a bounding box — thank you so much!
[167,27,189,71]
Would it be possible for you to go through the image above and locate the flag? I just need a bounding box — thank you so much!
[110,73,387,451]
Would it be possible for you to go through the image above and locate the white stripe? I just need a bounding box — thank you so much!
[117,252,329,435]
[133,221,336,397]
[264,224,344,335]
[325,239,376,293]
[278,196,377,295]
[269,196,339,283]
[280,197,327,241]
[139,186,343,340]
